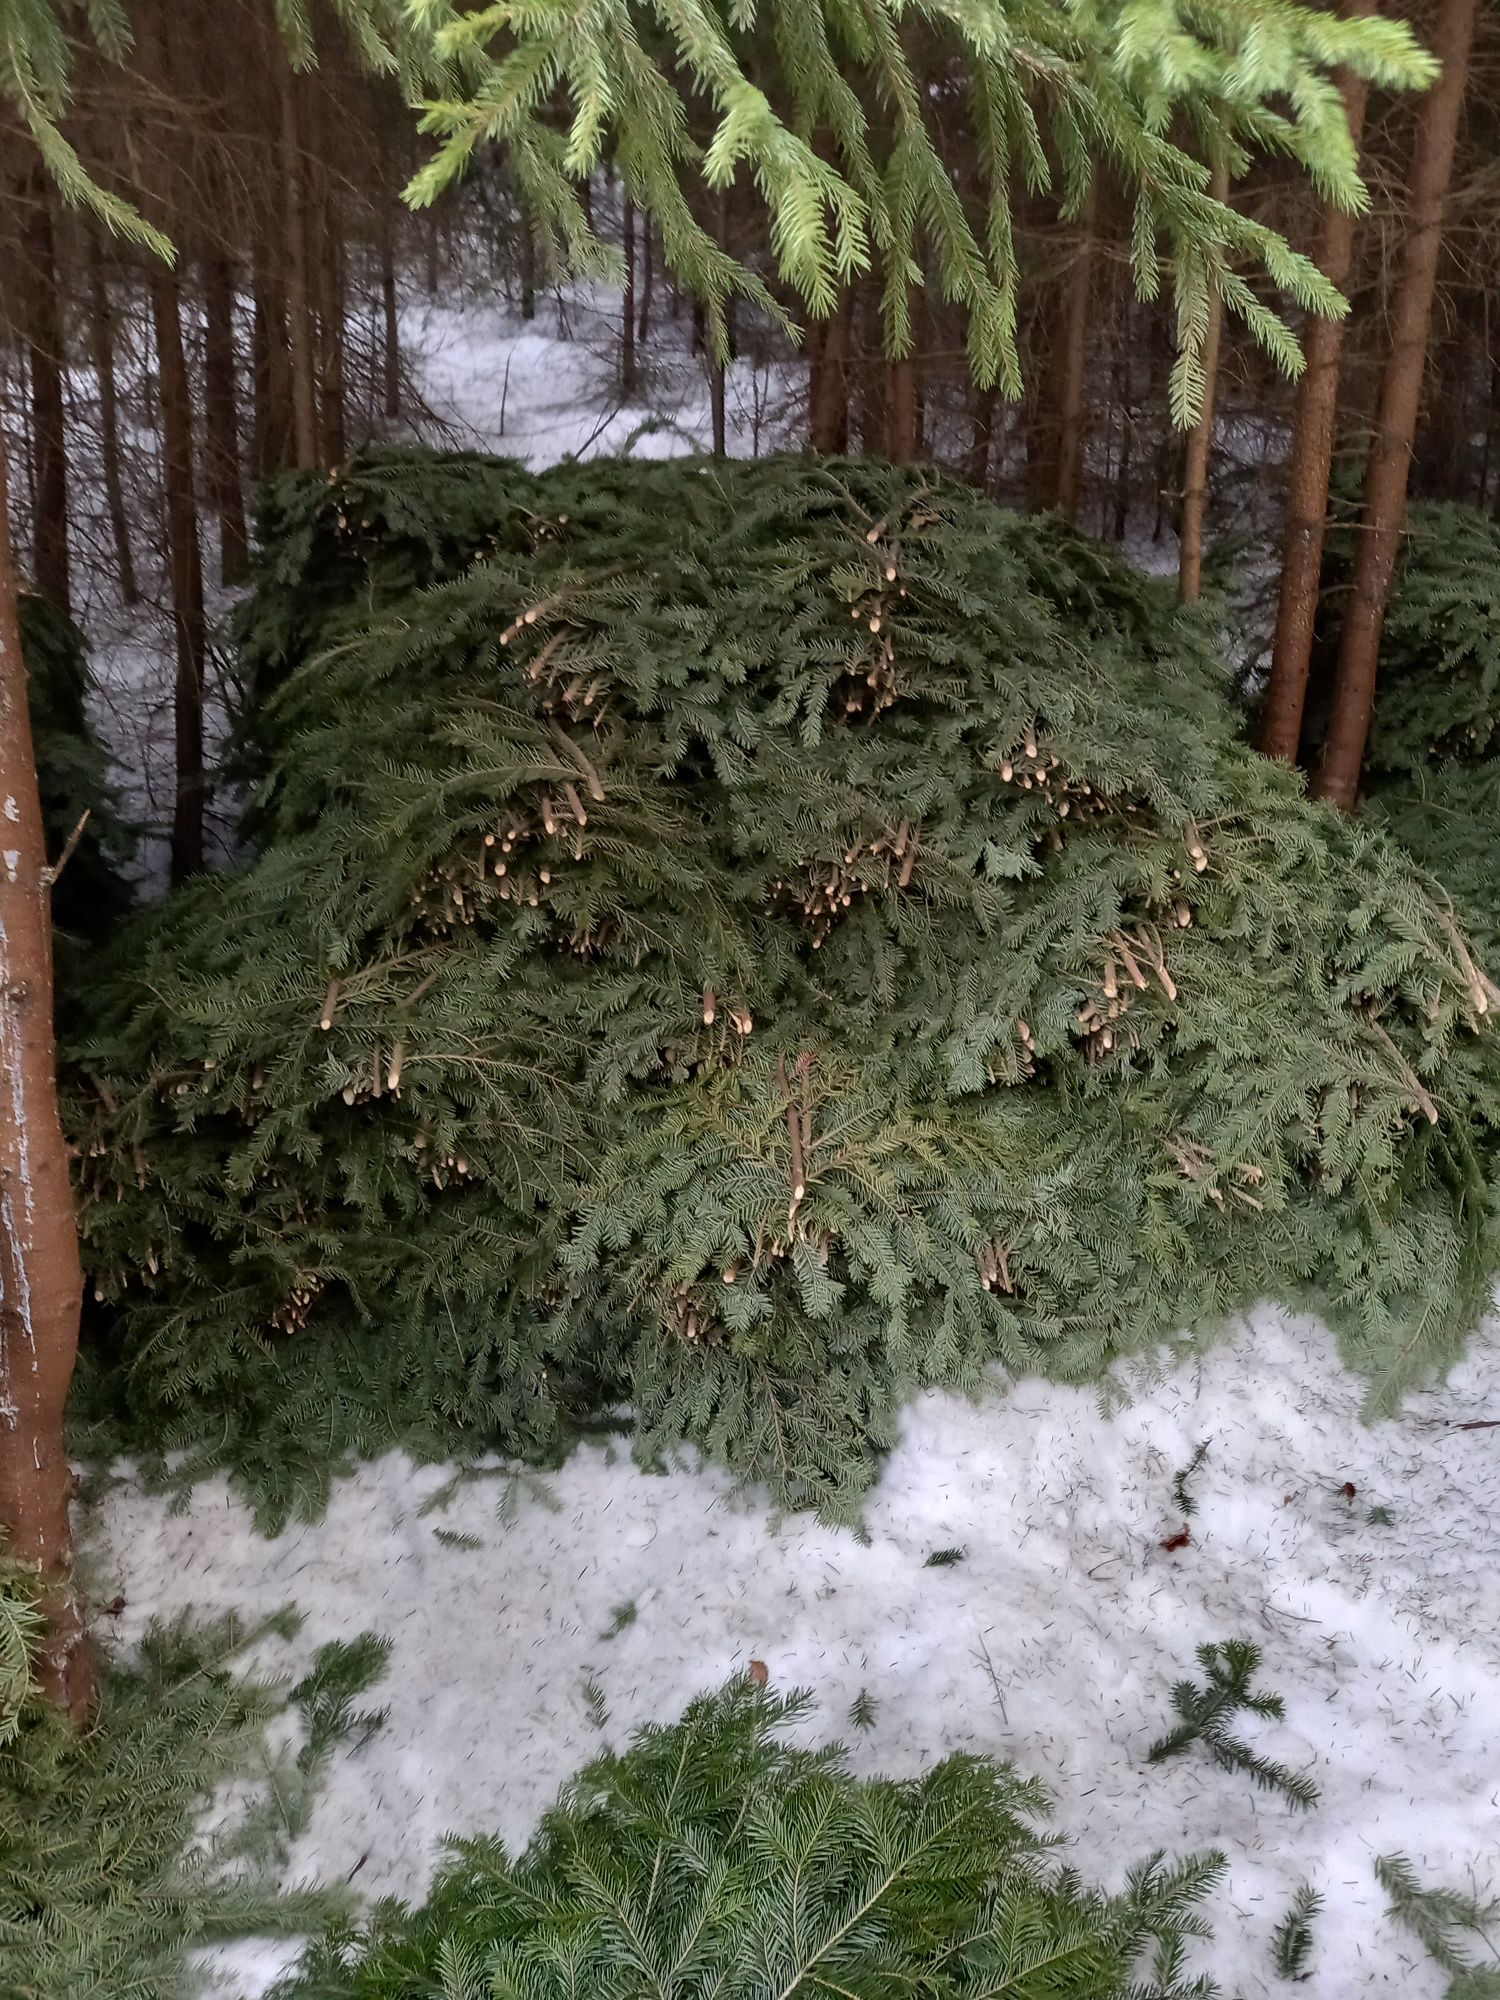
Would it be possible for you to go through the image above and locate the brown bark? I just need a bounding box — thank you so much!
[202,248,250,585]
[808,290,852,453]
[317,187,347,467]
[150,267,207,883]
[280,66,320,471]
[1259,3,1374,765]
[251,242,293,480]
[886,355,919,462]
[1054,180,1099,523]
[1313,0,1479,809]
[23,172,70,618]
[0,415,92,1722]
[1178,162,1231,605]
[86,229,139,607]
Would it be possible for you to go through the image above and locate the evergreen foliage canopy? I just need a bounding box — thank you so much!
[68,452,1500,1525]
[404,0,1435,414]
[276,1676,1226,2000]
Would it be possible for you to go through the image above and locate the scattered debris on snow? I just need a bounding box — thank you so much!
[90,1301,1500,1999]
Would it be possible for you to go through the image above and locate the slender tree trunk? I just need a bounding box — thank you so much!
[1260,5,1374,764]
[886,356,919,462]
[1054,180,1099,523]
[809,290,853,453]
[86,229,139,607]
[280,67,319,471]
[251,239,293,480]
[637,215,654,346]
[23,172,70,618]
[0,417,92,1722]
[622,195,637,394]
[1313,0,1479,808]
[381,206,400,420]
[1111,360,1135,543]
[317,185,347,467]
[149,269,207,883]
[710,358,727,457]
[519,215,536,321]
[967,381,998,488]
[202,248,250,585]
[1178,163,1231,604]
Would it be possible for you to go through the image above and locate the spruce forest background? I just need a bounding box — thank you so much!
[7,1,1500,1994]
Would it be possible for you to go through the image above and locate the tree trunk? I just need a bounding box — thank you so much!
[381,206,401,420]
[1054,179,1098,523]
[23,172,70,619]
[1313,0,1478,809]
[86,229,139,607]
[809,290,853,453]
[1178,163,1231,604]
[1260,3,1374,764]
[637,216,654,346]
[317,186,347,468]
[149,268,207,883]
[710,358,727,457]
[967,382,998,488]
[886,356,919,463]
[202,248,250,585]
[519,215,536,321]
[251,242,293,480]
[280,67,319,471]
[0,416,92,1722]
[622,196,637,394]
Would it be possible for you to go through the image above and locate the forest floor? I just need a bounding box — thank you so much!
[72,285,1500,1998]
[88,1305,1500,2000]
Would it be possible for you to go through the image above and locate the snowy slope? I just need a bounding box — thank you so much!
[90,1302,1500,1999]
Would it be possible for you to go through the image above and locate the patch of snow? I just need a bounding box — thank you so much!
[401,288,801,467]
[89,1302,1500,1999]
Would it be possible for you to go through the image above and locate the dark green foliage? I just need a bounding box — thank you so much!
[1375,1854,1500,1998]
[1271,1881,1321,1980]
[291,1635,391,1773]
[849,1685,877,1730]
[1172,1442,1210,1519]
[69,451,1500,1525]
[275,1678,1225,2000]
[21,591,134,944]
[1361,504,1500,781]
[0,1604,382,2000]
[1371,762,1500,966]
[1148,1640,1319,1810]
[926,1546,967,1567]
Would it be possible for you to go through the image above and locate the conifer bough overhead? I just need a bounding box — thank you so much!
[72,452,1500,1521]
[405,0,1435,414]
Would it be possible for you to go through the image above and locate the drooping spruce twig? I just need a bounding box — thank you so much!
[1271,1881,1323,1980]
[1172,1441,1211,1518]
[1376,1853,1500,1985]
[1148,1640,1320,1810]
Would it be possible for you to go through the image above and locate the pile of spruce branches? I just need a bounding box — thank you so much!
[68,452,1500,1523]
[279,1679,1224,2000]
[1356,501,1500,972]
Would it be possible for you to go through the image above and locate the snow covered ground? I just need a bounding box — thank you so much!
[91,1302,1500,1998]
